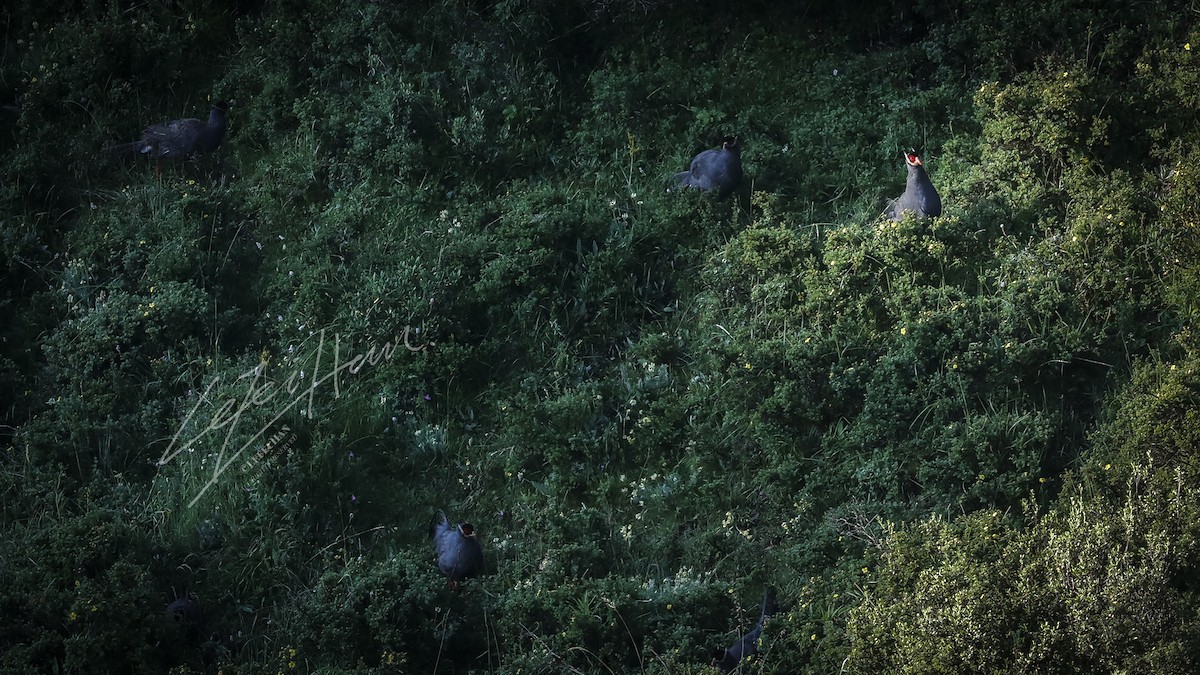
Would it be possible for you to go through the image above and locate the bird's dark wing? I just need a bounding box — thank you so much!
[142,118,205,158]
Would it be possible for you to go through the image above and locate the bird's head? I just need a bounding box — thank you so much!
[721,136,740,151]
[905,152,923,167]
[459,523,477,538]
[212,100,229,113]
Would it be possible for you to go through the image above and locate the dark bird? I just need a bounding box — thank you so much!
[711,588,777,672]
[886,151,942,220]
[163,597,205,642]
[109,100,229,173]
[669,136,743,198]
[432,511,484,586]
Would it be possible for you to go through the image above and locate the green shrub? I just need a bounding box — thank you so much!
[848,480,1200,674]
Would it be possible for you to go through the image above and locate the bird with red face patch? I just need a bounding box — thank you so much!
[886,151,941,220]
[163,596,204,642]
[669,136,743,198]
[108,100,229,175]
[432,511,484,587]
[711,588,778,672]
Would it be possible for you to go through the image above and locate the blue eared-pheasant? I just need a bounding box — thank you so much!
[670,136,743,198]
[711,588,777,672]
[433,511,484,586]
[110,100,228,173]
[164,597,204,642]
[886,151,941,220]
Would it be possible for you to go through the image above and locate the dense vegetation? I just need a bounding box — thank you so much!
[3,0,1200,672]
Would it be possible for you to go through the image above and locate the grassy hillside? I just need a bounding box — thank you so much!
[2,0,1199,672]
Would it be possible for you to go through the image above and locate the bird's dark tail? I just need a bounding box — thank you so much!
[428,510,450,538]
[104,140,146,158]
[666,171,694,193]
[883,196,898,221]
